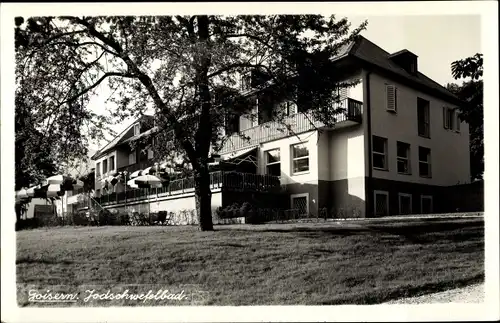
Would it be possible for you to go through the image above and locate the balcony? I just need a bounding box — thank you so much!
[80,171,281,208]
[218,98,362,154]
[117,160,153,175]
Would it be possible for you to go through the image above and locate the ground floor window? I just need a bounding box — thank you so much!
[398,193,412,215]
[265,148,281,176]
[291,193,309,216]
[374,190,389,217]
[421,195,433,214]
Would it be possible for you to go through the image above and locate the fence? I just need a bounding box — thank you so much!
[90,171,281,207]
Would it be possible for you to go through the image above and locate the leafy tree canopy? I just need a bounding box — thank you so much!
[15,15,367,230]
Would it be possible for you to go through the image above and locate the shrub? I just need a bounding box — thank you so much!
[157,211,168,225]
[118,213,130,225]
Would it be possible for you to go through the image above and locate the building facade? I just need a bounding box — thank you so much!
[84,36,471,220]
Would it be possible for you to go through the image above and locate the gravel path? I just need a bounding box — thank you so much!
[385,283,484,304]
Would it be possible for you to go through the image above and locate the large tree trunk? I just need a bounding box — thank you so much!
[194,165,214,231]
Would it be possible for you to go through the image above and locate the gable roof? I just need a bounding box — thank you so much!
[91,115,154,160]
[346,36,460,104]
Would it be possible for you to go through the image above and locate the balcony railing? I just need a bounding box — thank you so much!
[219,98,362,154]
[116,160,153,175]
[79,171,281,208]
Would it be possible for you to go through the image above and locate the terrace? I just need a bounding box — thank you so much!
[76,171,281,209]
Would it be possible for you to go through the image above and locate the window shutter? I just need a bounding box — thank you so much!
[288,101,298,116]
[443,107,449,129]
[386,85,397,112]
[455,109,461,132]
[338,87,348,101]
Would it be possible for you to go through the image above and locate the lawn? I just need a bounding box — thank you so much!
[16,217,484,306]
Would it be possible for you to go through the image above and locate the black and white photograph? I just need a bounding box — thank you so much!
[1,1,499,322]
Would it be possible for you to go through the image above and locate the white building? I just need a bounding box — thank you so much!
[88,36,471,219]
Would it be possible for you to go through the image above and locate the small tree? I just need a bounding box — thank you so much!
[15,15,367,230]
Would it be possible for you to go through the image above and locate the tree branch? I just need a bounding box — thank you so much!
[59,72,137,107]
[63,16,198,163]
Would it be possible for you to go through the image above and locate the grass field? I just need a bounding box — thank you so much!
[16,217,484,306]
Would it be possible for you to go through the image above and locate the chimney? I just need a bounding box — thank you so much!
[389,50,418,75]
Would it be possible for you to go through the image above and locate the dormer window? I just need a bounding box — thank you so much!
[134,123,140,136]
[389,50,418,76]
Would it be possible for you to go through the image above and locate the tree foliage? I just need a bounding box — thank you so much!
[15,15,367,230]
[446,53,483,181]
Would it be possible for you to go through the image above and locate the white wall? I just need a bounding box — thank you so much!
[257,130,319,186]
[368,72,471,186]
[348,76,364,102]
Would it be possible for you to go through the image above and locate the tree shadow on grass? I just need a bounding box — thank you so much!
[222,219,484,247]
[16,257,74,265]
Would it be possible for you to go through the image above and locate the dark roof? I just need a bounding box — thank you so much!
[388,49,418,58]
[346,36,460,104]
[92,115,154,160]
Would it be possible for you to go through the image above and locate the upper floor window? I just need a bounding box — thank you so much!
[397,141,411,175]
[102,159,108,174]
[96,162,101,177]
[417,98,430,138]
[291,143,309,174]
[277,101,298,117]
[129,150,136,165]
[385,84,398,113]
[224,113,240,135]
[240,72,252,91]
[109,156,115,172]
[265,149,281,176]
[418,146,432,178]
[134,123,140,136]
[372,136,388,170]
[443,107,460,132]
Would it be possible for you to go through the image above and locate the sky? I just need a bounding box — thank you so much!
[86,14,481,151]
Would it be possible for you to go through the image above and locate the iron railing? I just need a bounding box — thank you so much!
[78,171,281,208]
[218,98,362,154]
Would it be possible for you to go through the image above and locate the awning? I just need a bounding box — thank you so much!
[218,146,258,166]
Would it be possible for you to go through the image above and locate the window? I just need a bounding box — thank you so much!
[386,84,397,112]
[96,162,101,177]
[134,123,140,136]
[374,190,389,217]
[109,156,115,172]
[102,159,108,174]
[139,149,148,162]
[418,146,432,178]
[241,72,252,91]
[396,141,411,174]
[372,136,388,170]
[277,101,297,117]
[398,193,412,215]
[291,143,309,174]
[455,109,461,132]
[265,149,281,176]
[129,150,136,165]
[417,98,430,138]
[443,107,460,132]
[291,193,309,216]
[224,114,240,135]
[421,195,433,214]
